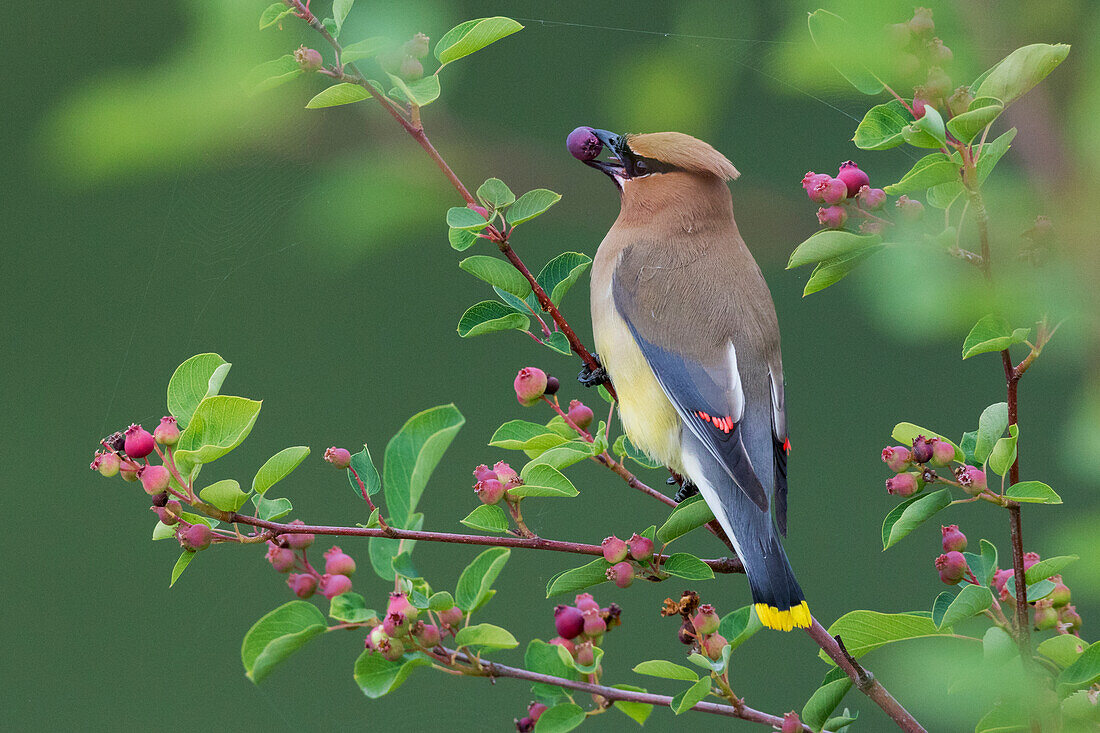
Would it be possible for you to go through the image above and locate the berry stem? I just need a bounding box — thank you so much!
[348,466,391,532]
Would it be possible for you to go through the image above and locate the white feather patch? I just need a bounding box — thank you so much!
[726,341,745,421]
[682,444,744,563]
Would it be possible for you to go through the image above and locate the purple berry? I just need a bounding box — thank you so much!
[324,447,352,468]
[287,573,317,598]
[554,605,585,640]
[566,127,602,162]
[882,445,911,472]
[266,541,296,572]
[601,536,629,564]
[935,551,967,584]
[514,367,548,406]
[816,205,848,229]
[324,546,356,576]
[886,472,920,497]
[544,376,560,396]
[515,717,534,733]
[628,533,653,561]
[124,424,155,459]
[941,525,967,553]
[153,416,180,445]
[528,702,548,721]
[910,435,935,464]
[837,161,870,197]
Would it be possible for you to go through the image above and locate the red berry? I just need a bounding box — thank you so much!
[474,478,506,505]
[628,533,653,561]
[324,447,352,468]
[925,66,952,99]
[265,541,296,572]
[816,205,848,229]
[119,461,140,482]
[941,525,967,553]
[948,86,974,117]
[554,605,584,640]
[567,400,594,430]
[1060,604,1082,631]
[124,424,156,459]
[515,717,534,733]
[886,472,920,497]
[837,161,870,197]
[514,367,548,406]
[154,500,182,526]
[993,569,1014,600]
[566,127,602,162]
[935,551,967,584]
[324,546,356,576]
[138,464,171,495]
[281,519,315,550]
[153,416,180,445]
[287,573,317,598]
[601,536,629,564]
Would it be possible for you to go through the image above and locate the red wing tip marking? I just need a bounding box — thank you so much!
[695,410,734,434]
[783,438,791,454]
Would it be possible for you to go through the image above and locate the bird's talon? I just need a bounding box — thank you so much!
[577,353,609,387]
[674,482,699,503]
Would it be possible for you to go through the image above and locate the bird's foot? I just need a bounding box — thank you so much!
[577,353,609,388]
[674,481,699,503]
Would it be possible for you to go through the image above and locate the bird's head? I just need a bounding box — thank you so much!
[567,128,740,193]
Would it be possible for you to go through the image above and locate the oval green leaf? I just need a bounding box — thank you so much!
[536,252,592,307]
[656,495,714,544]
[884,152,959,195]
[819,610,953,664]
[436,17,523,67]
[882,488,952,549]
[167,353,230,430]
[546,557,611,597]
[460,504,510,533]
[455,547,510,611]
[305,82,371,108]
[253,446,310,495]
[459,255,531,298]
[661,552,714,581]
[383,404,464,528]
[506,189,561,227]
[457,300,529,338]
[787,229,881,270]
[199,478,250,512]
[242,601,328,683]
[1006,480,1061,504]
[853,99,911,150]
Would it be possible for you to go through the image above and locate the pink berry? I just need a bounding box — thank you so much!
[138,464,171,495]
[582,608,607,636]
[955,465,987,495]
[911,88,930,120]
[575,593,599,613]
[886,472,920,497]
[438,606,464,629]
[403,33,430,59]
[802,171,830,199]
[601,536,629,564]
[324,546,357,576]
[574,640,595,666]
[882,445,911,472]
[554,605,584,640]
[380,635,405,661]
[153,416,180,445]
[413,622,441,647]
[474,478,506,505]
[514,367,548,406]
[387,592,419,625]
[549,636,575,656]
[930,439,955,466]
[816,205,848,229]
[528,702,548,721]
[1060,604,1082,631]
[935,551,967,584]
[1024,552,1041,570]
[124,424,156,459]
[1049,576,1071,608]
[693,604,720,635]
[607,563,633,592]
[119,462,139,482]
[859,186,887,211]
[93,451,121,477]
[566,127,603,162]
[941,525,967,553]
[180,523,212,552]
[782,711,803,733]
[319,573,352,600]
[154,500,182,526]
[473,464,497,482]
[813,176,848,205]
[265,541,296,572]
[567,400,594,430]
[294,45,323,71]
[628,533,654,561]
[993,569,1014,600]
[324,447,352,468]
[281,520,315,550]
[703,632,728,660]
[836,161,870,197]
[287,573,317,599]
[515,717,534,733]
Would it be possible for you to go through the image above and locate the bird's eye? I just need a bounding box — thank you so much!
[634,159,648,174]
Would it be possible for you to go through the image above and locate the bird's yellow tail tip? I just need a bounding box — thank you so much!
[754,601,812,631]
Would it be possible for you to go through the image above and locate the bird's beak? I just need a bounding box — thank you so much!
[583,128,628,191]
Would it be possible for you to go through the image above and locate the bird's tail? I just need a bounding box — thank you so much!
[742,530,811,631]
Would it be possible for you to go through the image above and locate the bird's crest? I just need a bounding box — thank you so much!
[625,132,740,181]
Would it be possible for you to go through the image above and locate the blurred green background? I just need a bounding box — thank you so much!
[5,0,1099,730]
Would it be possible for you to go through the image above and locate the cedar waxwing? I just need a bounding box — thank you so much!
[573,128,810,631]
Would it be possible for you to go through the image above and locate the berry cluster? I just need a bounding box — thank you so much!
[265,524,358,601]
[660,591,729,661]
[513,702,548,732]
[884,8,963,118]
[800,162,897,233]
[881,434,981,498]
[379,32,432,82]
[363,591,457,662]
[550,592,622,667]
[472,461,522,505]
[600,533,654,588]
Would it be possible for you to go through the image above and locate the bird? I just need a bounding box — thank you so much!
[568,127,810,631]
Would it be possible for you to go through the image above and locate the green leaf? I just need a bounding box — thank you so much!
[1038,634,1086,669]
[786,229,882,269]
[490,420,568,452]
[513,463,579,498]
[802,244,884,297]
[974,403,1009,465]
[457,300,529,338]
[1025,555,1078,584]
[802,678,853,732]
[391,552,419,579]
[536,252,592,307]
[931,591,952,628]
[448,227,478,251]
[661,553,714,581]
[913,105,947,147]
[332,0,353,32]
[824,712,859,731]
[329,592,377,624]
[960,430,979,465]
[455,547,510,611]
[974,44,1071,108]
[902,121,947,149]
[962,314,1030,359]
[853,99,911,150]
[435,17,523,68]
[975,128,1017,183]
[245,55,304,94]
[305,82,371,108]
[946,97,1004,143]
[988,424,1019,476]
[454,623,518,651]
[965,539,999,588]
[353,651,432,698]
[167,353,230,430]
[252,494,293,521]
[447,205,491,231]
[460,504,510,533]
[884,153,959,195]
[340,36,394,64]
[938,584,992,629]
[819,611,953,664]
[259,3,296,29]
[546,557,612,597]
[241,601,327,683]
[527,441,594,471]
[174,396,262,475]
[383,404,464,527]
[368,513,423,581]
[983,625,1017,664]
[1004,576,1056,602]
[385,73,441,108]
[891,422,963,462]
[806,10,883,95]
[476,178,516,209]
[170,550,196,587]
[1006,480,1061,504]
[347,445,381,497]
[657,495,714,544]
[459,256,531,298]
[153,511,217,540]
[975,701,1029,733]
[253,446,310,495]
[881,489,952,549]
[670,676,712,715]
[199,478,250,512]
[427,592,454,611]
[926,179,964,209]
[506,189,562,227]
[632,659,697,681]
[534,703,585,733]
[525,639,582,699]
[611,685,653,726]
[717,605,764,652]
[1059,640,1100,690]
[556,641,604,675]
[540,332,572,356]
